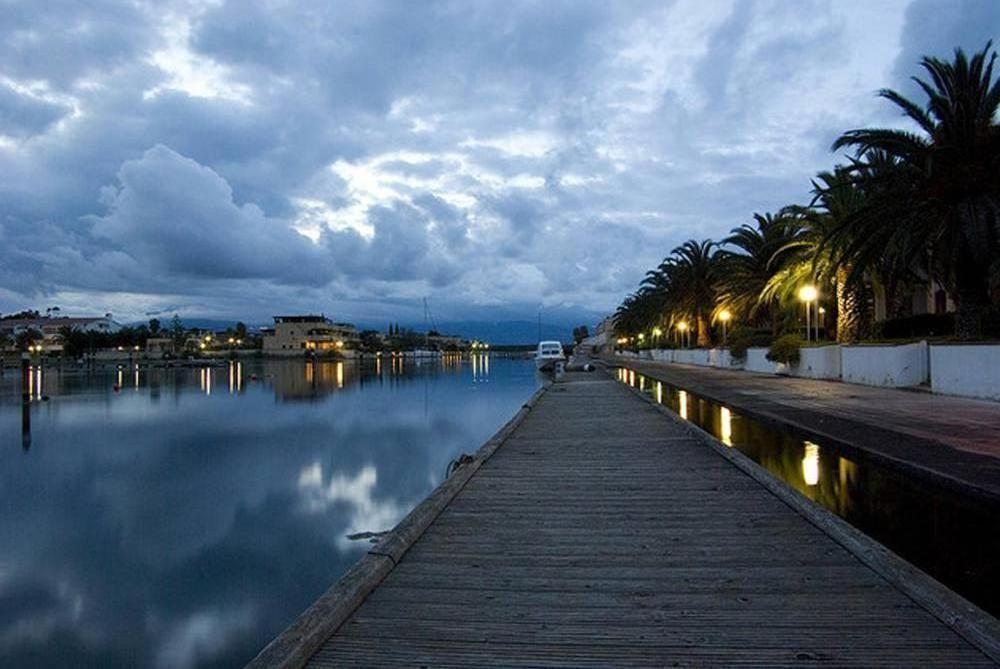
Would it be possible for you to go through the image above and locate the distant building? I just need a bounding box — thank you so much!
[579,315,615,354]
[262,315,358,353]
[427,333,466,350]
[0,314,123,352]
[0,314,122,338]
[146,337,176,355]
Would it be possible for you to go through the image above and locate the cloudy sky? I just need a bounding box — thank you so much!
[0,0,995,329]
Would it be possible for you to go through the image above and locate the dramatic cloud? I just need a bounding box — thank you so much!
[89,145,328,284]
[0,0,995,328]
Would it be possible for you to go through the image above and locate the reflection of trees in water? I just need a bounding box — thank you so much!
[623,371,1000,616]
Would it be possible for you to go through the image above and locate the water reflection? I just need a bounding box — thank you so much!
[0,356,539,668]
[802,442,820,487]
[616,366,1000,618]
[719,406,732,446]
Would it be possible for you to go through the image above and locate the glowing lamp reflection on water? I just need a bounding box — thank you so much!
[655,381,663,405]
[678,390,688,420]
[720,407,733,446]
[803,442,820,486]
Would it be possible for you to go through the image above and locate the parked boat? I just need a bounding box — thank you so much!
[535,340,565,371]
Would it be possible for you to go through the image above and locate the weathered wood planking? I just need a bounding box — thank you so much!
[299,374,997,668]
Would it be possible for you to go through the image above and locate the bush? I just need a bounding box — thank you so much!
[727,327,771,362]
[880,313,955,339]
[767,334,803,365]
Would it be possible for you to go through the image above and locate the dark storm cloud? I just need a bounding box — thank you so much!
[88,145,329,284]
[892,0,1000,98]
[0,0,989,323]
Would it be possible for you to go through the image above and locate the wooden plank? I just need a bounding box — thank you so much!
[253,372,1000,667]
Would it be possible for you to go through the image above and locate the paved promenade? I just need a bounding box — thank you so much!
[616,357,1000,500]
[257,373,997,667]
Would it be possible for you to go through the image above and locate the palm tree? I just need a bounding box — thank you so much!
[669,239,718,347]
[832,43,1000,339]
[776,167,876,343]
[716,211,803,335]
[614,290,661,342]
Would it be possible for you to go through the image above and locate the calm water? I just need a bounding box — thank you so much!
[614,366,1000,618]
[0,355,539,668]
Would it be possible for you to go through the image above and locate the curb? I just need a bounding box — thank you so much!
[615,370,1000,664]
[245,382,551,669]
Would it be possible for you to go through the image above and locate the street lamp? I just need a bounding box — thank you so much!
[718,309,732,346]
[798,285,818,341]
[677,321,688,349]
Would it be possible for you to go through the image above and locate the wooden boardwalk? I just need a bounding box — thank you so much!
[292,373,996,667]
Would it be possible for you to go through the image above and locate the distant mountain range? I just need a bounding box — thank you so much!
[430,320,574,345]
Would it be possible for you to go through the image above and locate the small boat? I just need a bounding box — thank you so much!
[535,340,565,372]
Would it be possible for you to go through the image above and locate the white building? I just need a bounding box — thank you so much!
[262,315,359,353]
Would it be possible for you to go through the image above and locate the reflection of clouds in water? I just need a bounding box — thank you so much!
[0,359,538,667]
[154,607,255,669]
[297,463,405,549]
[0,581,84,648]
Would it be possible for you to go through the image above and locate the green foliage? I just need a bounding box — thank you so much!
[767,334,804,365]
[148,318,161,335]
[169,314,185,345]
[716,211,804,332]
[572,325,590,343]
[727,327,771,362]
[359,329,382,351]
[831,43,1000,339]
[1,310,42,320]
[15,328,42,351]
[615,43,1000,346]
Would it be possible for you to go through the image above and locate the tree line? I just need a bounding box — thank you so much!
[615,44,1000,347]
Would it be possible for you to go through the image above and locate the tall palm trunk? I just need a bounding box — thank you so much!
[954,246,989,340]
[955,289,988,340]
[835,267,872,343]
[696,314,710,348]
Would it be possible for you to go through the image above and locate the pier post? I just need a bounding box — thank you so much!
[21,353,31,450]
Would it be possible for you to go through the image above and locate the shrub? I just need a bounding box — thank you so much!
[880,313,955,339]
[727,327,771,362]
[767,334,803,365]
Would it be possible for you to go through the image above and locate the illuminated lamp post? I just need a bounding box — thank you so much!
[798,285,818,342]
[718,309,732,346]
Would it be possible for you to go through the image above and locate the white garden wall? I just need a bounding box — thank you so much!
[708,348,734,368]
[841,342,928,387]
[744,348,775,374]
[930,345,1000,401]
[673,349,711,366]
[790,345,842,380]
[615,339,999,402]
